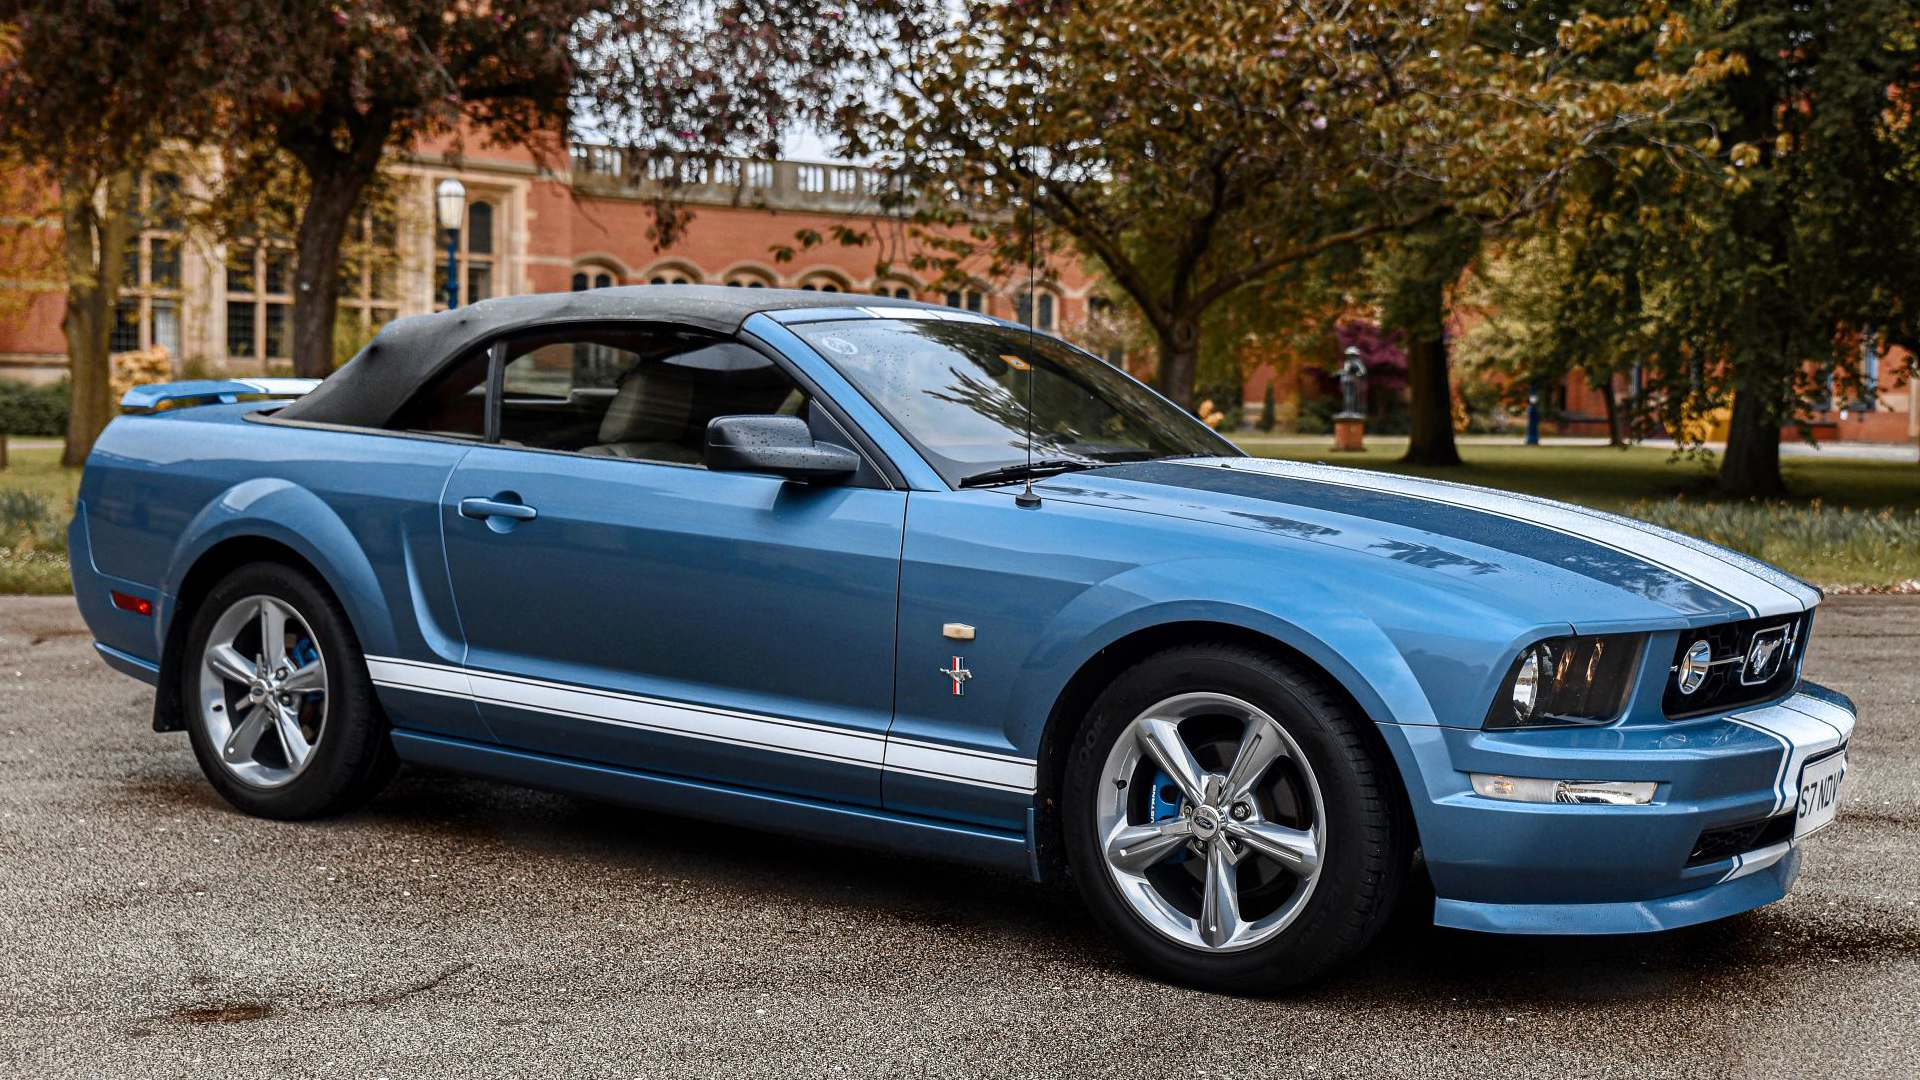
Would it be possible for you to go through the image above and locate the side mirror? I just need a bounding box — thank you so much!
[705,414,860,481]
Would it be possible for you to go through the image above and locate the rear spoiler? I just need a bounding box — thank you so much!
[119,378,320,415]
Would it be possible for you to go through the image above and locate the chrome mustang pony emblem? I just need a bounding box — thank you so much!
[1741,625,1791,685]
[940,656,972,696]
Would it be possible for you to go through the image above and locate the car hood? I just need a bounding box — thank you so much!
[1033,457,1819,625]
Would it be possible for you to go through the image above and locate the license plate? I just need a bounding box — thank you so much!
[1794,749,1847,841]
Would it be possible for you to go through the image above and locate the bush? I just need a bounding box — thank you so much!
[0,379,68,436]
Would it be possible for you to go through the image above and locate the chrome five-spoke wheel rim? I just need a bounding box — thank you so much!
[196,595,328,788]
[1096,692,1326,952]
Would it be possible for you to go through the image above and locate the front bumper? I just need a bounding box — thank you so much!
[1381,682,1855,934]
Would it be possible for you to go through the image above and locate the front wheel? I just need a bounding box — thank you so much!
[1063,643,1410,993]
[182,561,396,819]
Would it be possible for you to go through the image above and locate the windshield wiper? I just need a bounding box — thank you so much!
[957,458,1100,488]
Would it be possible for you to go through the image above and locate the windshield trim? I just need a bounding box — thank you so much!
[792,315,1242,491]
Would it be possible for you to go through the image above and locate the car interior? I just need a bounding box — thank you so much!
[386,324,809,465]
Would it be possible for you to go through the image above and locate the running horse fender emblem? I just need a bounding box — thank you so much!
[940,656,972,696]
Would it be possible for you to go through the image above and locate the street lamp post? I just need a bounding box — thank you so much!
[435,178,466,310]
[1524,381,1541,446]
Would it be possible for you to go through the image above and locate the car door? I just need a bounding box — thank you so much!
[438,323,905,806]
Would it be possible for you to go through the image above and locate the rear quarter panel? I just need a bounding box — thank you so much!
[75,408,474,727]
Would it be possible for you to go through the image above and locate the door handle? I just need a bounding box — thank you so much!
[459,497,538,522]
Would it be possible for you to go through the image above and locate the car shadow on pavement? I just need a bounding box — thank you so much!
[299,765,1920,1006]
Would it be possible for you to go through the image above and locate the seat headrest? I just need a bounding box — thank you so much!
[597,367,694,445]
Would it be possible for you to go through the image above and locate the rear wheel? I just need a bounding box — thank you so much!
[1063,643,1409,993]
[182,562,395,819]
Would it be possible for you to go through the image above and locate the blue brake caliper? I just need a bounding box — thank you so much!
[1147,769,1189,865]
[290,638,320,702]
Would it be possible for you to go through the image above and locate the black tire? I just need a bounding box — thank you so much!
[1062,642,1410,993]
[181,560,397,819]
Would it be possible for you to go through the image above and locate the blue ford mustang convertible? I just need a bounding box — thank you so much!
[71,286,1854,991]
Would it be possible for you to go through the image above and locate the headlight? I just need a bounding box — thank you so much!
[1484,633,1643,729]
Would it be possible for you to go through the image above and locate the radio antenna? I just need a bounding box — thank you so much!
[1014,120,1042,508]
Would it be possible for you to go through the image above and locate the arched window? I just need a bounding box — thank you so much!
[574,269,616,291]
[946,288,984,313]
[797,271,851,294]
[1017,291,1058,331]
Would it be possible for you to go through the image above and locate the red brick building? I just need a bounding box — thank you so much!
[1554,357,1918,444]
[0,136,1098,384]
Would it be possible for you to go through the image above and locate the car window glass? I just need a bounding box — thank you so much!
[791,318,1233,485]
[497,327,809,464]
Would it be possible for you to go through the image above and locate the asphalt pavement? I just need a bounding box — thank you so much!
[2,594,1916,1079]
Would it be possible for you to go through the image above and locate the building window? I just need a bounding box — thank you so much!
[116,171,185,359]
[1016,291,1056,331]
[225,239,294,363]
[338,210,401,337]
[435,197,497,309]
[648,268,695,285]
[946,288,984,313]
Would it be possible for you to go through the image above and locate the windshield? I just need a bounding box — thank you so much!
[791,317,1237,486]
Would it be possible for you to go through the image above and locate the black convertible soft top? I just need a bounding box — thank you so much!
[277,284,931,429]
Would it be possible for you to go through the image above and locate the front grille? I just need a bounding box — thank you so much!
[1662,613,1808,719]
[1688,813,1794,866]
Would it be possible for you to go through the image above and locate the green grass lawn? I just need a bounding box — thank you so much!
[0,443,75,594]
[4,436,1917,592]
[1231,439,1920,511]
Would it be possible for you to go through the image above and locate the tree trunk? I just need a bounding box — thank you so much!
[1154,315,1201,411]
[1388,218,1469,467]
[286,113,391,379]
[1596,373,1622,447]
[288,171,366,379]
[1401,293,1461,466]
[1720,387,1785,497]
[57,171,134,468]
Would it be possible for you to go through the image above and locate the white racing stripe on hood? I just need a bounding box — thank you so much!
[1180,458,1815,618]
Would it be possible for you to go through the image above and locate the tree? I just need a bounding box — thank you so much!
[0,3,225,464]
[208,1,911,379]
[841,1,1727,420]
[205,2,589,378]
[1469,0,1920,495]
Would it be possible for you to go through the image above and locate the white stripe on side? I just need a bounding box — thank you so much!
[366,656,475,698]
[1181,458,1813,618]
[365,655,1035,793]
[463,668,885,769]
[884,740,1037,794]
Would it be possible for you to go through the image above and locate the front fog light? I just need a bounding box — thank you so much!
[1471,774,1657,805]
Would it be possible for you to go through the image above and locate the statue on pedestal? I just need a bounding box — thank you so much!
[1337,345,1367,418]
